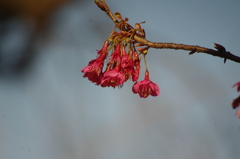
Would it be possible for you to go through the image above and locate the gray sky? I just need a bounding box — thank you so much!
[1,0,240,159]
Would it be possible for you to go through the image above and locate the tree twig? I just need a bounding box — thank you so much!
[94,0,240,63]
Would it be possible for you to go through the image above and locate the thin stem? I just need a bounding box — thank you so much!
[134,36,240,63]
[143,55,149,72]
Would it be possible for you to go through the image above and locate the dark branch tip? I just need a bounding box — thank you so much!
[214,43,226,52]
[189,50,196,55]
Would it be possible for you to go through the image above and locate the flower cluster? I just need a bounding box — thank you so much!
[81,12,159,98]
[232,82,240,118]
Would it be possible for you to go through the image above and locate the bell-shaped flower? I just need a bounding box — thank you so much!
[108,43,121,67]
[132,51,140,81]
[121,47,134,81]
[101,65,125,88]
[96,41,109,57]
[81,53,107,85]
[132,70,159,98]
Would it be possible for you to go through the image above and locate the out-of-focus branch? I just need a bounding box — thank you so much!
[94,0,240,63]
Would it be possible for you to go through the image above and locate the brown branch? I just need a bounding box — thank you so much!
[134,36,240,63]
[95,0,117,23]
[94,0,240,63]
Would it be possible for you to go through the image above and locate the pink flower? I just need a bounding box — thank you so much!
[101,66,125,88]
[132,70,160,98]
[132,51,140,82]
[81,41,109,84]
[232,82,240,92]
[108,43,121,67]
[81,53,107,85]
[121,47,134,81]
[96,41,109,57]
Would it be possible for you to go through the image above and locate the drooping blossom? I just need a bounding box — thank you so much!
[108,43,121,68]
[96,41,109,57]
[121,46,134,81]
[81,56,105,85]
[132,51,140,82]
[132,70,160,98]
[101,65,125,88]
[81,42,109,85]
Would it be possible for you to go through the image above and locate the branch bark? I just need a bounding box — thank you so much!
[95,0,240,63]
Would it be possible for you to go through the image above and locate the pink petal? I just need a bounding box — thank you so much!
[132,81,140,93]
[149,82,160,96]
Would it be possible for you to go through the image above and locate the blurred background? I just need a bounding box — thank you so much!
[0,0,240,159]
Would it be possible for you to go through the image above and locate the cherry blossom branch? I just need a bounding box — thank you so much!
[95,0,240,63]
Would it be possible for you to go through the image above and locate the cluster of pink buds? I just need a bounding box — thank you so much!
[81,12,159,98]
[232,82,240,118]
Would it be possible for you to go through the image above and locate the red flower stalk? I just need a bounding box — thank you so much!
[101,65,125,88]
[232,82,240,92]
[132,70,160,98]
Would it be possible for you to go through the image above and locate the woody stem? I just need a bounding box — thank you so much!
[95,0,240,64]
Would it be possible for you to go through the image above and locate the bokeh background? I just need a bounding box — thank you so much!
[0,0,240,159]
